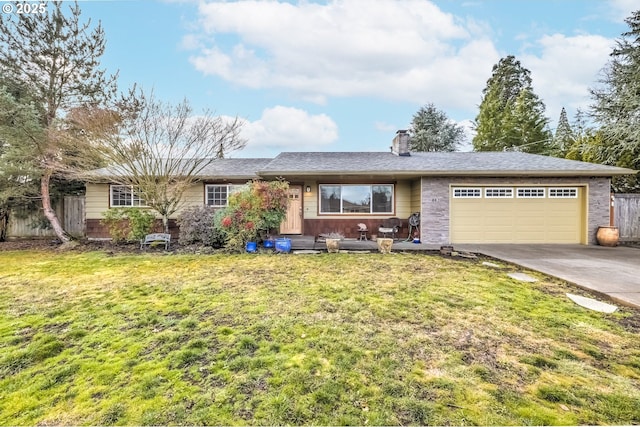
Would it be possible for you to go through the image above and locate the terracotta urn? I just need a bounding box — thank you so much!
[596,226,619,247]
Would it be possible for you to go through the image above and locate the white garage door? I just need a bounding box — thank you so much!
[450,186,585,244]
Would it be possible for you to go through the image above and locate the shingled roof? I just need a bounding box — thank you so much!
[90,158,272,181]
[88,151,635,181]
[197,158,272,179]
[257,151,635,177]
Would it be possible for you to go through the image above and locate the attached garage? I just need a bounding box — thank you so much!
[450,185,586,244]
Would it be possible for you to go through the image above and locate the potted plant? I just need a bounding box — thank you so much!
[377,237,393,254]
[325,232,344,253]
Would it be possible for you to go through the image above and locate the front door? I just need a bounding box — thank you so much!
[280,186,302,234]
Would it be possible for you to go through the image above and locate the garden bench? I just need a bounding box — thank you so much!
[140,233,171,250]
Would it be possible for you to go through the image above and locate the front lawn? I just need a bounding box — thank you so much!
[0,249,638,425]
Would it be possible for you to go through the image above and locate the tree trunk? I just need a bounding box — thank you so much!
[162,215,170,234]
[0,208,8,242]
[41,170,71,243]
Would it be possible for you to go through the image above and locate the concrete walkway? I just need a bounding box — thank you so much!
[457,244,640,309]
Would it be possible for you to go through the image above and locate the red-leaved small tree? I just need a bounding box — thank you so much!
[216,180,289,252]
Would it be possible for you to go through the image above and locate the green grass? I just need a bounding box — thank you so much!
[0,249,638,425]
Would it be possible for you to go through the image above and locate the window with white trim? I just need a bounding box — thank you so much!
[548,187,578,198]
[485,187,513,198]
[110,185,146,207]
[452,188,482,198]
[205,184,245,207]
[319,184,394,214]
[517,188,546,198]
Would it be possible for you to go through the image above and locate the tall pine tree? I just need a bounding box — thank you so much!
[590,10,640,192]
[551,107,574,157]
[0,1,117,242]
[473,55,552,153]
[409,103,464,152]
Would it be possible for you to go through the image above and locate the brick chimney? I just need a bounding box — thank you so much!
[391,130,410,156]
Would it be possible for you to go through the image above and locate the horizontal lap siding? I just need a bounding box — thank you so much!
[410,179,421,214]
[85,183,109,220]
[395,182,412,219]
[85,183,205,220]
[85,183,206,239]
[180,184,204,214]
[303,181,318,219]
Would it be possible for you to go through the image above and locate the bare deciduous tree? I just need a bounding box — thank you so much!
[76,89,246,233]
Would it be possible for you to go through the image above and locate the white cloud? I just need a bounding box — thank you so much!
[188,0,499,109]
[235,106,339,157]
[607,0,637,22]
[522,33,614,124]
[186,0,625,135]
[374,121,398,132]
[179,33,202,51]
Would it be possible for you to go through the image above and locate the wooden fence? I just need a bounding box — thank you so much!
[6,196,85,239]
[614,193,640,242]
[63,196,85,237]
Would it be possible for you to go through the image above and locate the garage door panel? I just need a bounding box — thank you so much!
[451,186,584,244]
[514,233,547,243]
[518,212,547,221]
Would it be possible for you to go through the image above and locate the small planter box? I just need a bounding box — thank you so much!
[377,238,393,254]
[326,238,340,253]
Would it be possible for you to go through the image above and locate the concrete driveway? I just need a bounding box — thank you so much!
[457,244,640,309]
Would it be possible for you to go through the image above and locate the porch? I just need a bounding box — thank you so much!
[280,235,441,252]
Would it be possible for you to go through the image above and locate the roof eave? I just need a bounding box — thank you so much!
[257,169,636,177]
[198,175,261,181]
[430,170,637,177]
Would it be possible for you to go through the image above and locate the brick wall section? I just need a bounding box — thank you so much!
[420,177,451,245]
[588,177,612,242]
[86,219,179,240]
[420,176,611,245]
[303,218,407,240]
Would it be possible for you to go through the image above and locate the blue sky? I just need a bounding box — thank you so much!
[74,0,637,157]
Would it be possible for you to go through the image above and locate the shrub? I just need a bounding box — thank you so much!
[127,209,157,240]
[101,208,156,243]
[216,180,289,252]
[177,206,226,247]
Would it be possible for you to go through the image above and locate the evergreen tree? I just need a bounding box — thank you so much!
[551,107,575,156]
[564,108,593,161]
[0,1,117,242]
[589,10,640,192]
[0,82,43,241]
[0,79,43,207]
[409,103,464,152]
[473,55,552,153]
